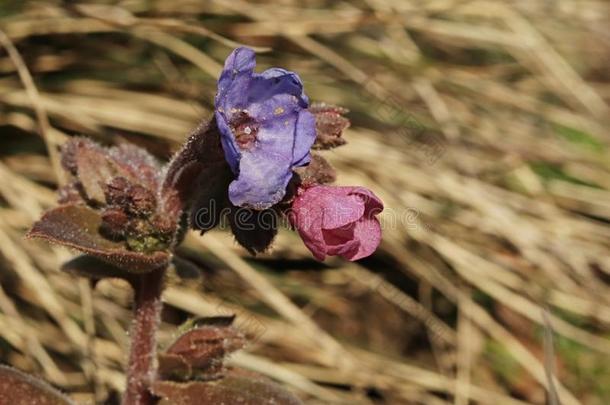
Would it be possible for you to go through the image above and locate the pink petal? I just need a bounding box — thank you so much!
[299,223,326,261]
[349,187,384,216]
[322,225,359,258]
[341,217,382,261]
[298,186,364,229]
[290,198,326,260]
[322,193,364,229]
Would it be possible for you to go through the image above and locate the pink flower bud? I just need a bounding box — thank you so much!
[290,185,383,261]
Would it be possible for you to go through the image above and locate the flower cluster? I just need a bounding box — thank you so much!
[28,138,172,273]
[202,47,384,261]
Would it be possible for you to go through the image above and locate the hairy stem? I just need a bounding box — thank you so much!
[122,268,165,405]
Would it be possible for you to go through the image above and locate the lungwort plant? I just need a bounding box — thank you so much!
[5,47,383,405]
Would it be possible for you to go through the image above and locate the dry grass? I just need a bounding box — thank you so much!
[1,0,609,404]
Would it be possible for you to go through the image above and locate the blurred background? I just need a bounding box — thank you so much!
[1,0,609,404]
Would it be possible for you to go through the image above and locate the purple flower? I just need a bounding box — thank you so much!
[215,47,316,210]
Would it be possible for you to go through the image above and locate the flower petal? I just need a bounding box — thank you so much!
[322,195,364,230]
[214,110,240,172]
[291,110,316,167]
[216,47,256,111]
[322,225,360,258]
[247,92,303,122]
[298,186,364,229]
[350,187,384,216]
[228,116,298,209]
[290,200,326,261]
[342,217,382,261]
[248,68,309,109]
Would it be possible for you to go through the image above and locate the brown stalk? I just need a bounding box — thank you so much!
[122,268,166,405]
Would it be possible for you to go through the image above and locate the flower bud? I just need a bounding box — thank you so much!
[290,185,383,261]
[294,154,336,186]
[100,207,129,239]
[309,103,350,150]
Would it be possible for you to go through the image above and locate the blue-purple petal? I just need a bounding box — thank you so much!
[228,116,298,209]
[292,110,316,167]
[248,68,309,108]
[214,111,240,172]
[216,47,256,111]
[247,93,301,122]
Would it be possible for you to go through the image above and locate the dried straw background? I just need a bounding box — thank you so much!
[1,1,609,404]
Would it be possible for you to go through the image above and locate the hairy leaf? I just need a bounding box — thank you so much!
[0,365,75,405]
[71,139,118,203]
[28,205,169,273]
[152,371,303,405]
[57,182,86,205]
[108,143,162,190]
[61,254,136,282]
[61,138,162,204]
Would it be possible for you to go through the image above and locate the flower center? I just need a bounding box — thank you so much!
[230,112,259,150]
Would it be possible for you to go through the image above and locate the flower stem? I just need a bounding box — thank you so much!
[122,267,165,405]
